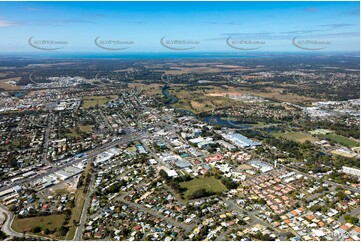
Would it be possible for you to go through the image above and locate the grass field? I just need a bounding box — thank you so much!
[0,77,21,90]
[65,128,80,138]
[12,214,66,234]
[128,83,163,95]
[170,86,239,113]
[206,87,317,104]
[272,132,319,143]
[180,177,227,198]
[331,150,356,158]
[81,95,117,108]
[79,125,93,132]
[320,134,359,148]
[310,129,333,135]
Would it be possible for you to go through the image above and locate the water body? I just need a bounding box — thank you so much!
[162,85,177,104]
[176,109,194,116]
[263,127,282,133]
[203,116,253,129]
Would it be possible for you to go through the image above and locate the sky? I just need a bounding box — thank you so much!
[0,1,359,53]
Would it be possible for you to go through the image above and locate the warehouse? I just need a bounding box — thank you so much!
[175,160,192,169]
[55,166,83,180]
[223,133,261,148]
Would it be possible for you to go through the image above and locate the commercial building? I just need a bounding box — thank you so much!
[217,140,236,151]
[136,144,147,154]
[249,160,273,173]
[223,133,261,148]
[55,166,83,180]
[197,140,215,149]
[342,166,360,176]
[175,160,192,169]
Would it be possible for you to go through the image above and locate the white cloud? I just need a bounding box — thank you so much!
[0,19,17,27]
[25,8,40,11]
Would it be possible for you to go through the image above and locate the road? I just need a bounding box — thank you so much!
[338,206,360,224]
[73,172,96,240]
[221,198,279,233]
[41,112,53,165]
[99,110,114,134]
[0,131,146,193]
[116,194,195,234]
[0,204,49,240]
[282,164,359,193]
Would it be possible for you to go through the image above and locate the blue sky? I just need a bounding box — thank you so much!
[0,1,359,53]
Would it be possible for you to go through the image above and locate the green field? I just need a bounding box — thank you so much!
[272,132,319,143]
[320,133,359,148]
[79,125,93,132]
[65,128,80,138]
[180,176,227,198]
[81,95,117,108]
[12,214,66,234]
[310,129,333,135]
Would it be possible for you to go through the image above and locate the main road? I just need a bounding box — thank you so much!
[0,204,50,240]
[0,131,146,193]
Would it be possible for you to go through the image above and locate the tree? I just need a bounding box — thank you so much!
[58,226,69,236]
[159,169,169,180]
[31,226,42,233]
[190,189,215,199]
[221,177,238,189]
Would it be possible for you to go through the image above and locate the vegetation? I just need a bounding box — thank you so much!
[189,188,215,199]
[12,214,66,236]
[220,177,238,189]
[344,214,359,224]
[81,95,116,108]
[272,132,319,144]
[319,133,359,148]
[180,176,227,199]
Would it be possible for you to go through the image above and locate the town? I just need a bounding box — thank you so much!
[0,55,359,241]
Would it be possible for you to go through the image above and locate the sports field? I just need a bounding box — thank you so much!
[180,176,227,198]
[272,132,319,143]
[320,134,359,148]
